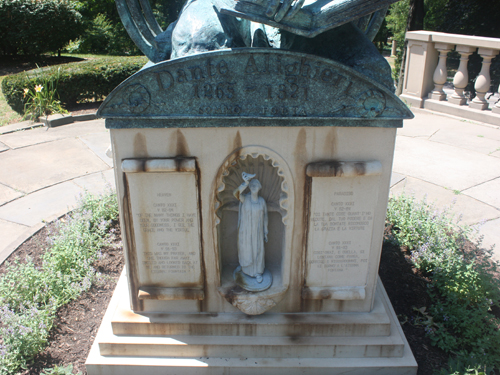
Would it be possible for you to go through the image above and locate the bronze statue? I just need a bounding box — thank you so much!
[116,0,399,90]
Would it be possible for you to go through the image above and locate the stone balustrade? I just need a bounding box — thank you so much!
[400,31,500,125]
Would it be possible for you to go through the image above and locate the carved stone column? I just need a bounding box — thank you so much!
[493,83,500,114]
[448,45,476,106]
[428,43,454,101]
[470,48,499,110]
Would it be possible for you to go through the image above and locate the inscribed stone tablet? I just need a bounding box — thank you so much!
[305,162,381,294]
[125,163,202,289]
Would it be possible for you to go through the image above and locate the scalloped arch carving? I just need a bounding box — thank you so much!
[214,146,295,315]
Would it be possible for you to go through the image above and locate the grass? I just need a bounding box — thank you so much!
[0,77,23,127]
[0,53,128,127]
[0,190,118,375]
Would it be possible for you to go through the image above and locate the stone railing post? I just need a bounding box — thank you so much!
[470,48,499,110]
[493,84,500,114]
[448,45,476,106]
[400,32,438,108]
[401,31,500,125]
[428,43,454,100]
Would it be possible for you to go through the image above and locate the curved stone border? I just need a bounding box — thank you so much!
[41,113,98,128]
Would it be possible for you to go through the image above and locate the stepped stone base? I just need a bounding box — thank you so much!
[86,272,417,375]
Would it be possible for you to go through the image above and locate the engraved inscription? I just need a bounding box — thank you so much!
[136,197,198,275]
[126,171,202,286]
[142,242,198,275]
[102,50,414,120]
[306,176,379,288]
[145,54,356,118]
[309,201,372,273]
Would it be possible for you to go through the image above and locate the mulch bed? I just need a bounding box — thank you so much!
[379,234,449,374]
[66,102,102,117]
[0,220,124,375]
[0,218,488,375]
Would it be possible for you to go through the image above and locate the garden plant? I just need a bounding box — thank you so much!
[386,194,500,375]
[22,66,66,121]
[2,55,147,115]
[0,190,118,375]
[0,190,498,375]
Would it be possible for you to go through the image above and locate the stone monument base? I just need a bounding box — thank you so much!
[86,271,417,375]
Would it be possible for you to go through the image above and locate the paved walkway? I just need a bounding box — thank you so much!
[0,109,499,265]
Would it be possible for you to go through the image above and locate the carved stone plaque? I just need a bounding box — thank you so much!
[99,49,413,122]
[123,158,204,301]
[303,161,382,300]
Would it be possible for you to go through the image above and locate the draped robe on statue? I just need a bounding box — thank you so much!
[237,194,268,277]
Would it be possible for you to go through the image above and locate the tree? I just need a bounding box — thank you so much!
[71,0,185,55]
[0,0,83,56]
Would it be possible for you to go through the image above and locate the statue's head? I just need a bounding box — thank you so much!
[249,178,262,193]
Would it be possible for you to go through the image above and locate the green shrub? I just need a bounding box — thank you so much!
[0,0,83,56]
[0,190,118,375]
[1,56,147,114]
[386,194,500,372]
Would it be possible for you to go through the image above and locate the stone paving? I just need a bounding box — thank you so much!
[0,109,499,265]
[0,119,115,263]
[391,108,500,259]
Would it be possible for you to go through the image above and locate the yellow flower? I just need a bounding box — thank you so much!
[23,88,29,97]
[35,85,43,93]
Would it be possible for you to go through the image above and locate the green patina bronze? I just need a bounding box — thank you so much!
[115,0,401,90]
[98,49,413,126]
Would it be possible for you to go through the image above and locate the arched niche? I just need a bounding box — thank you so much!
[214,146,294,315]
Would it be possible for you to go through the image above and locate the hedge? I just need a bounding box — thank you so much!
[1,56,148,114]
[0,0,83,56]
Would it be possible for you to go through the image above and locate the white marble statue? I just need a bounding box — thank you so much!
[234,172,269,284]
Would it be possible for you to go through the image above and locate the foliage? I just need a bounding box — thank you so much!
[422,0,448,31]
[0,302,54,375]
[372,18,389,53]
[0,0,83,56]
[41,364,82,375]
[385,0,409,79]
[69,0,183,55]
[1,56,147,114]
[386,194,500,373]
[434,357,493,375]
[434,0,500,38]
[0,77,23,127]
[0,190,118,375]
[67,14,141,56]
[23,67,67,121]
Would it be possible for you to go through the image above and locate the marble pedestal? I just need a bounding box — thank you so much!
[86,271,417,375]
[86,49,416,374]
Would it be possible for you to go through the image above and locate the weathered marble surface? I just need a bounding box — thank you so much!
[303,161,382,301]
[89,45,416,374]
[122,158,204,304]
[233,173,271,291]
[109,125,399,314]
